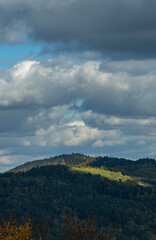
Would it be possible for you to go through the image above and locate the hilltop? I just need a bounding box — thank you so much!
[9,153,156,185]
[9,153,91,173]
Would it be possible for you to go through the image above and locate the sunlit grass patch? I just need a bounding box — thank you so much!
[71,166,134,183]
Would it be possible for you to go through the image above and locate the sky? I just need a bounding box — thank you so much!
[1,0,156,171]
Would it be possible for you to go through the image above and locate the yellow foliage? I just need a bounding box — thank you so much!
[0,219,35,240]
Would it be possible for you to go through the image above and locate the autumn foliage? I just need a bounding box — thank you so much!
[0,219,35,240]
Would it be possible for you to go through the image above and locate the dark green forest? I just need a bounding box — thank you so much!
[0,154,156,239]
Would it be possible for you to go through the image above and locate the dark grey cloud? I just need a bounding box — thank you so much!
[0,0,156,58]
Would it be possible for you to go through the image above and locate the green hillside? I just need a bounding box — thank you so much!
[71,166,134,182]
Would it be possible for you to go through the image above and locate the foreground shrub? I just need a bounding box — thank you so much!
[0,219,34,240]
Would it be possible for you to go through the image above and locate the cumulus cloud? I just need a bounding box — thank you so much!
[32,120,122,148]
[0,58,156,168]
[1,58,156,117]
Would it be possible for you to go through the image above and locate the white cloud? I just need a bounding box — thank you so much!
[0,58,156,169]
[32,121,122,148]
[1,58,156,118]
[66,121,85,127]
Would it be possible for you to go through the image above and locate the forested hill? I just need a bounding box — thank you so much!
[9,153,156,180]
[1,163,156,239]
[1,154,156,239]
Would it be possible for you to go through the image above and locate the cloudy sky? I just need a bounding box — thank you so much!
[1,0,156,171]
